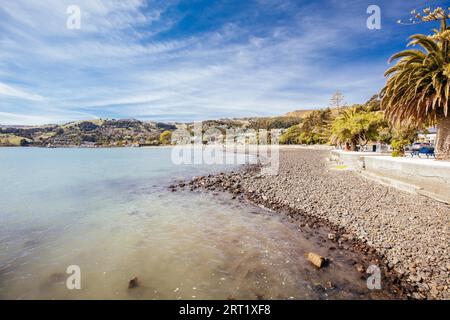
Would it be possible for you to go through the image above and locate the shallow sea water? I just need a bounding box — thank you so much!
[0,147,388,299]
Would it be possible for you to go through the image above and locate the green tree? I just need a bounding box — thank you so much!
[159,130,172,145]
[279,108,333,145]
[279,125,302,144]
[298,108,333,144]
[390,125,419,157]
[365,94,382,112]
[331,108,387,151]
[381,7,450,159]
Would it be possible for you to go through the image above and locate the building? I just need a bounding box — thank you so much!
[417,127,437,145]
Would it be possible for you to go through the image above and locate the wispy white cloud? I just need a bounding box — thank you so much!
[0,0,441,125]
[0,83,45,101]
[0,112,56,126]
[0,110,98,126]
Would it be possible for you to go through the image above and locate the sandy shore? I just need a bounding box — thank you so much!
[173,147,450,300]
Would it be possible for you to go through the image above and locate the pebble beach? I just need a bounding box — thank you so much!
[175,147,450,300]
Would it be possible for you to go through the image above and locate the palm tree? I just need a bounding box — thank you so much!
[380,7,450,160]
[331,107,386,151]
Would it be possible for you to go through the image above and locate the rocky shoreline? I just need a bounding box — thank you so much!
[170,148,450,300]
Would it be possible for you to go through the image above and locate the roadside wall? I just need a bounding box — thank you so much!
[330,150,389,170]
[331,150,450,204]
[364,156,450,203]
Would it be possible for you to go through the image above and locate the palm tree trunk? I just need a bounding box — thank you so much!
[351,139,358,151]
[435,116,450,160]
[344,142,350,151]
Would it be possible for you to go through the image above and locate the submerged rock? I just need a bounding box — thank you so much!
[128,277,139,289]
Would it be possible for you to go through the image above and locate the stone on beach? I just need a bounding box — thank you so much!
[306,252,327,268]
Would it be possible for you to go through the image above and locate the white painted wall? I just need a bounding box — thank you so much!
[330,150,450,203]
[364,156,450,203]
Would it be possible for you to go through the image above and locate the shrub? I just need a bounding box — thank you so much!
[159,130,172,145]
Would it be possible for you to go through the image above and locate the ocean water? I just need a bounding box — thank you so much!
[0,147,387,299]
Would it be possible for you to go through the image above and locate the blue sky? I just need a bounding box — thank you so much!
[0,0,447,125]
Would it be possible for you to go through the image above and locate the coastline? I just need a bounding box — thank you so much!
[172,147,450,300]
[1,147,405,299]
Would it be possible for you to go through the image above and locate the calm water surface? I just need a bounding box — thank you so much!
[0,148,386,299]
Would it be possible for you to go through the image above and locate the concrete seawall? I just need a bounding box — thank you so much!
[330,150,390,170]
[331,150,450,204]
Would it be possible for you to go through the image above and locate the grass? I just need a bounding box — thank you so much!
[0,134,29,146]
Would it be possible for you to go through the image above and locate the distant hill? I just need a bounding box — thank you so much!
[0,119,165,147]
[284,109,315,118]
[0,111,310,147]
[178,116,302,132]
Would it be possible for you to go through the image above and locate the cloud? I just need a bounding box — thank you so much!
[0,83,45,101]
[0,0,444,125]
[0,112,55,125]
